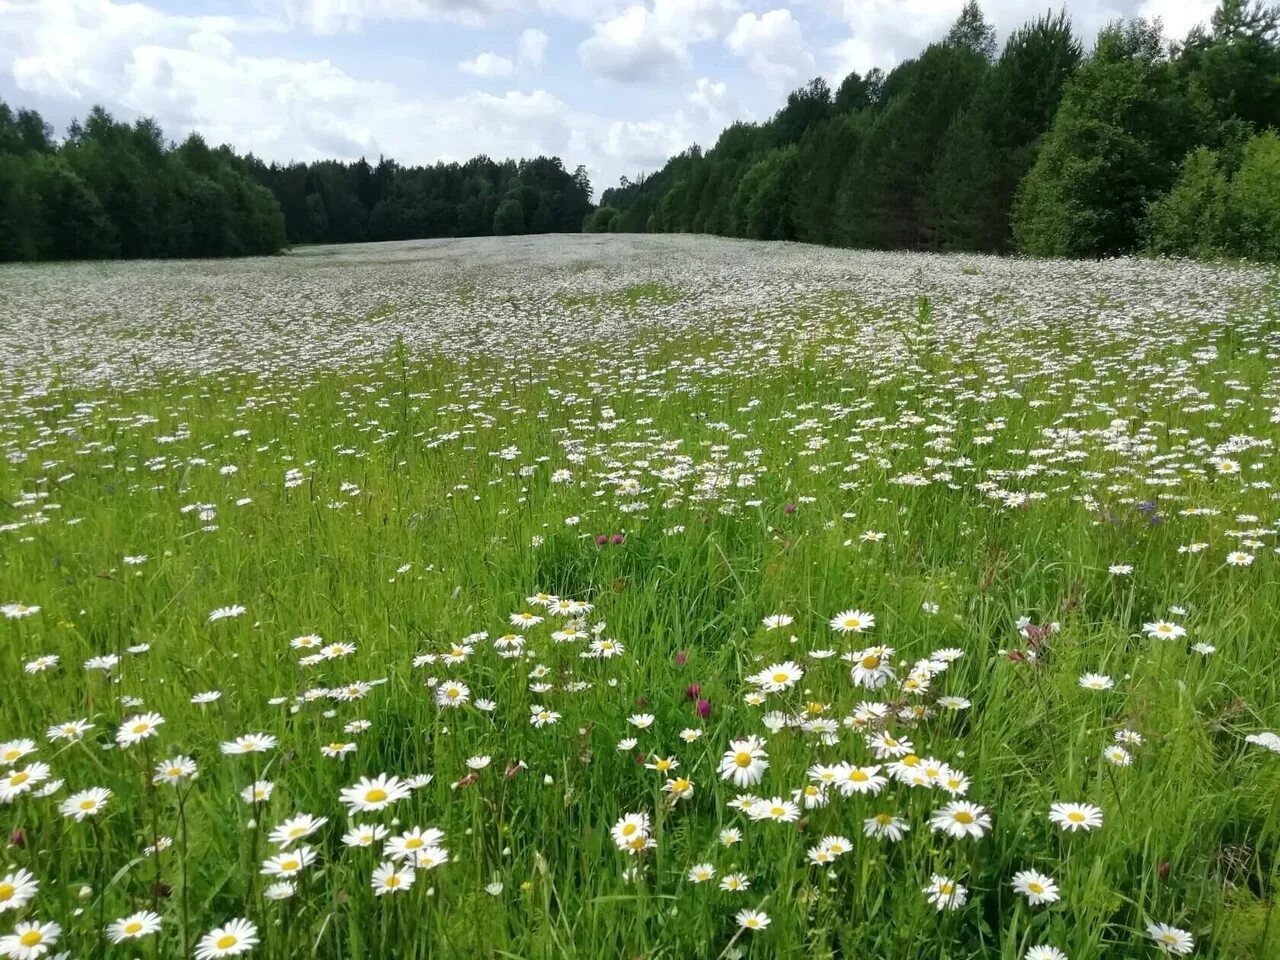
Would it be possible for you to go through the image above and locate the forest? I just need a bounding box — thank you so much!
[1,0,1278,263]
[596,0,1280,262]
[0,104,592,262]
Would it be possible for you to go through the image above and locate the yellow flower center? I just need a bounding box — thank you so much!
[672,779,689,792]
[1028,882,1044,894]
[0,884,12,901]
[1067,811,1085,823]
[734,752,752,767]
[9,772,28,786]
[281,859,299,871]
[19,931,43,947]
[772,672,789,683]
[216,934,238,949]
[621,824,637,836]
[850,770,869,782]
[861,655,879,668]
[953,811,974,824]
[3,750,19,761]
[770,806,785,817]
[125,921,143,934]
[406,837,423,849]
[366,789,387,803]
[132,723,149,734]
[386,875,400,888]
[80,799,96,810]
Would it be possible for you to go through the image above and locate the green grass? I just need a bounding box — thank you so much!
[0,238,1277,960]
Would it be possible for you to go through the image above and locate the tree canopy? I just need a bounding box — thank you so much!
[602,0,1280,262]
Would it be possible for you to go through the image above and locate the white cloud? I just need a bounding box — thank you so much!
[578,5,690,80]
[279,0,512,33]
[577,0,739,81]
[687,76,738,126]
[726,10,815,88]
[518,28,550,66]
[278,0,625,32]
[459,51,515,77]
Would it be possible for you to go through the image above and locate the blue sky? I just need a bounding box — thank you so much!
[0,0,1218,195]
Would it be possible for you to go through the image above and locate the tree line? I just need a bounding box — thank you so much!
[594,0,1280,262]
[0,104,592,262]
[0,105,286,261]
[2,0,1276,264]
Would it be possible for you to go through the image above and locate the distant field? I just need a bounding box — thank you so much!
[1,236,1278,960]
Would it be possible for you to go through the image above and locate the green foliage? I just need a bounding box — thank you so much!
[1227,130,1280,260]
[1146,131,1280,262]
[599,1,1280,262]
[1145,147,1232,257]
[0,99,593,263]
[583,205,621,233]
[931,11,1082,252]
[1012,20,1202,257]
[492,197,526,236]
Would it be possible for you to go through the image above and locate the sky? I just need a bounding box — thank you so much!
[0,0,1220,195]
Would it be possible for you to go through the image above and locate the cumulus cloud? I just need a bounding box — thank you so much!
[687,77,739,126]
[278,0,625,32]
[518,28,549,66]
[577,0,740,81]
[725,9,815,88]
[459,51,515,77]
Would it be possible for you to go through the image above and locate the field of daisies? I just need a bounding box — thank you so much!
[1,235,1278,960]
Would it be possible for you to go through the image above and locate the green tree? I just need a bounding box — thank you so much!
[1226,130,1280,259]
[493,197,525,235]
[1013,20,1205,257]
[930,11,1082,251]
[1144,146,1231,256]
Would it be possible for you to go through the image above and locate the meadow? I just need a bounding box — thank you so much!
[0,234,1278,960]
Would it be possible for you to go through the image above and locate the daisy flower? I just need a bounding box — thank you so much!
[107,911,162,943]
[929,801,991,839]
[59,787,111,821]
[829,608,875,633]
[687,863,716,883]
[194,918,258,958]
[1011,870,1060,906]
[719,872,750,892]
[0,869,39,912]
[116,713,164,747]
[340,774,411,814]
[736,909,771,931]
[261,846,317,877]
[1146,923,1194,955]
[342,824,390,848]
[1048,802,1103,832]
[268,814,328,847]
[1024,948,1068,960]
[0,920,60,959]
[923,874,967,910]
[864,812,910,841]
[371,861,416,895]
[220,733,277,755]
[717,736,769,787]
